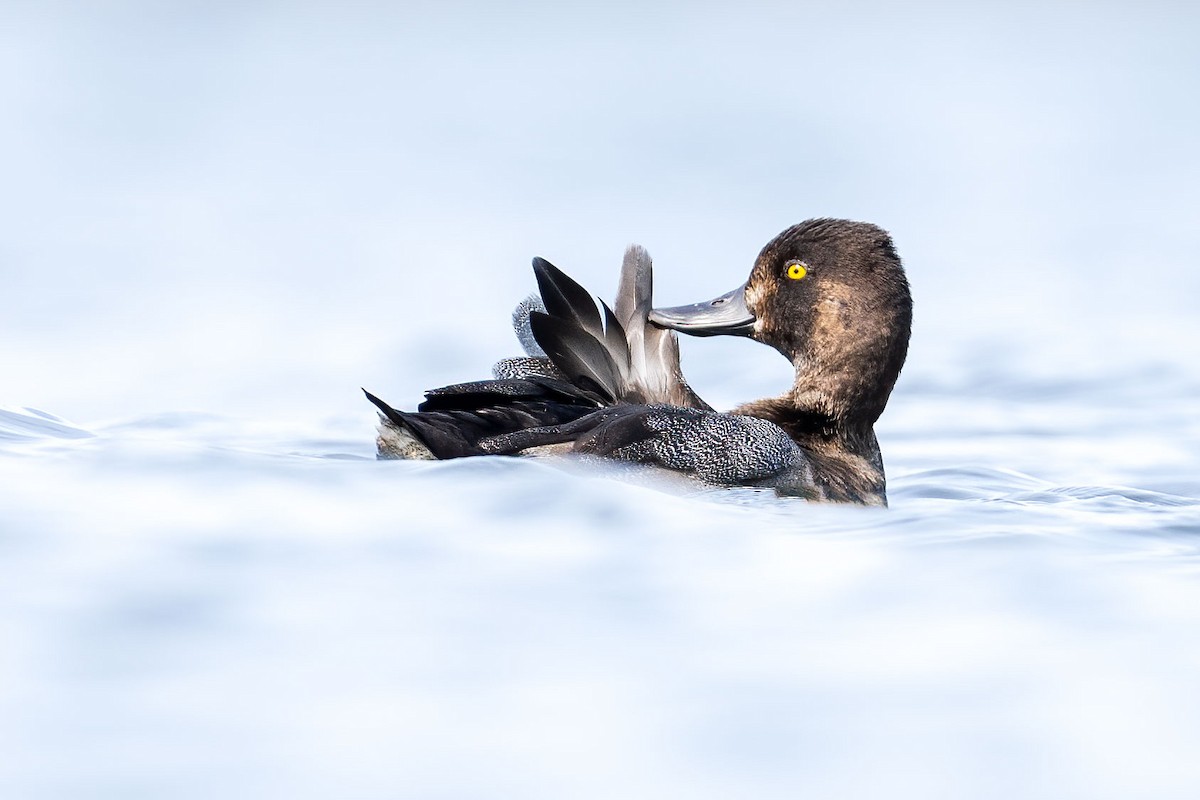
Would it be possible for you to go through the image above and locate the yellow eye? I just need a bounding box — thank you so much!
[787,263,807,280]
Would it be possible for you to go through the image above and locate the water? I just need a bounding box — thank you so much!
[4,354,1199,799]
[4,3,1200,798]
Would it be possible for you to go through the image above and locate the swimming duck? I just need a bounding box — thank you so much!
[366,218,911,505]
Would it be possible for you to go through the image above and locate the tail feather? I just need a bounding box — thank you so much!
[364,388,412,431]
[364,388,471,458]
[365,384,599,460]
[363,389,439,460]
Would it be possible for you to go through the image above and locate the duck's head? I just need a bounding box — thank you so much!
[649,219,912,426]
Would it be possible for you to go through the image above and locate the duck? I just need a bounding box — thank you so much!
[366,218,912,505]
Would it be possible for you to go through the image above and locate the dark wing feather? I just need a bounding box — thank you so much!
[530,257,637,402]
[532,257,605,342]
[529,311,623,403]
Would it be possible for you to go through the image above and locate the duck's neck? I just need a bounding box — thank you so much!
[733,395,876,454]
[732,390,886,505]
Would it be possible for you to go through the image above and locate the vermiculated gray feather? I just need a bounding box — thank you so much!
[511,294,547,357]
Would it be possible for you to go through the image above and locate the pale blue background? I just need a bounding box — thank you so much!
[3,1,1197,421]
[3,4,1200,799]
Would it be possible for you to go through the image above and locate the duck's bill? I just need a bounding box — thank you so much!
[647,283,755,337]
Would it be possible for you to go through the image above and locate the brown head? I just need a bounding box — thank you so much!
[649,219,912,426]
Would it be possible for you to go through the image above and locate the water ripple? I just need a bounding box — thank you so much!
[0,407,93,443]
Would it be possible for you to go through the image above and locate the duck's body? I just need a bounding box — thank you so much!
[367,219,911,505]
